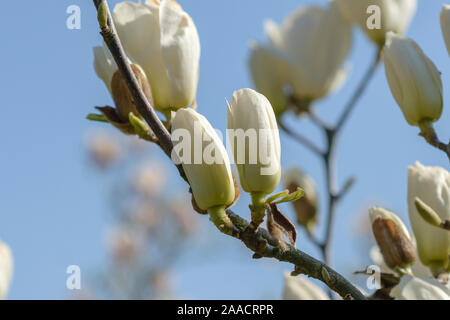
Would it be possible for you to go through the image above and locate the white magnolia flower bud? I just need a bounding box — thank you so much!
[227,89,281,195]
[113,0,200,111]
[171,109,235,211]
[283,272,329,300]
[253,2,351,103]
[369,207,416,269]
[391,275,450,300]
[334,0,417,46]
[408,162,450,270]
[441,5,450,57]
[0,240,13,299]
[384,33,443,127]
[248,42,290,116]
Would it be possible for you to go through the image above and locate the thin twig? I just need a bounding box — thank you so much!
[278,119,325,156]
[335,49,383,131]
[91,0,366,300]
[420,130,450,163]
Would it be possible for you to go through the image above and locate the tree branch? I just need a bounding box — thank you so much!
[335,49,382,132]
[278,119,325,157]
[91,0,366,300]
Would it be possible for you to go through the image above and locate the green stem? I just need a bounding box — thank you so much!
[250,192,267,230]
[419,120,450,162]
[208,205,235,236]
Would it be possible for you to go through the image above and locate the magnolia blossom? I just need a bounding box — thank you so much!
[334,0,417,46]
[384,33,443,127]
[441,5,450,57]
[227,89,281,195]
[248,42,290,116]
[113,0,200,111]
[408,162,450,270]
[282,272,329,300]
[0,240,13,299]
[250,2,351,105]
[391,275,450,300]
[171,109,235,211]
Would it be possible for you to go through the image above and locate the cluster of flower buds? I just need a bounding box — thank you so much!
[283,168,318,233]
[369,162,450,299]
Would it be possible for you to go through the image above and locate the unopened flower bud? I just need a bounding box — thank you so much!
[283,168,318,232]
[227,88,281,196]
[171,109,235,211]
[369,207,416,270]
[384,33,443,127]
[408,162,450,270]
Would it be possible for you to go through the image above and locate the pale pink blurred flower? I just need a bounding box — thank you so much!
[131,162,167,197]
[86,130,120,168]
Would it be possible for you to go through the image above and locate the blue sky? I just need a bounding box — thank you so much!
[1,0,449,299]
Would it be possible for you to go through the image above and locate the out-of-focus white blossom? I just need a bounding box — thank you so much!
[250,2,351,105]
[131,162,167,197]
[334,0,417,46]
[0,240,13,299]
[391,275,450,300]
[440,5,450,57]
[113,0,200,111]
[282,272,329,300]
[248,42,290,115]
[86,131,121,168]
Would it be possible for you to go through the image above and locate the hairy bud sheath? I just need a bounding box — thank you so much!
[370,207,416,270]
[111,64,153,122]
[284,168,318,231]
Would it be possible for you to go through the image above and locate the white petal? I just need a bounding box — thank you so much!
[283,272,329,300]
[93,44,117,93]
[391,275,450,300]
